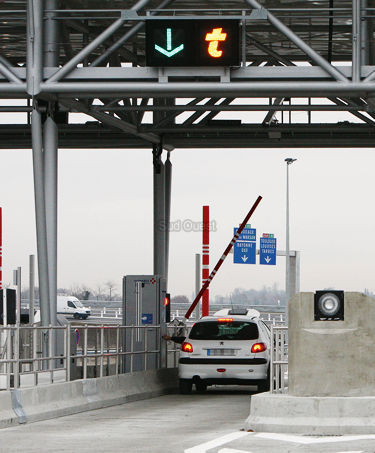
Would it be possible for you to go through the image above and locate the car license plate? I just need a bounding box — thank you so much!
[207,349,235,356]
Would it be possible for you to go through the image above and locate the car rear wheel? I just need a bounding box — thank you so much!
[257,366,270,393]
[258,378,270,393]
[179,379,192,394]
[195,382,207,393]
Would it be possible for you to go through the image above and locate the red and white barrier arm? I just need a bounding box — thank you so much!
[184,195,262,320]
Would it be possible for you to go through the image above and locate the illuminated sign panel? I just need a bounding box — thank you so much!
[146,20,240,67]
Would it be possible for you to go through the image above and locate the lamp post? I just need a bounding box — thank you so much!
[285,158,297,307]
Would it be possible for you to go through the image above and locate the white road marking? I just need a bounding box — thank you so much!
[218,449,252,453]
[184,431,249,453]
[255,432,375,445]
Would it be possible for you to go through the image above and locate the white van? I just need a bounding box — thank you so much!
[57,296,90,319]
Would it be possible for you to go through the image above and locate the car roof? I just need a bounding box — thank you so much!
[196,314,261,323]
[212,308,261,319]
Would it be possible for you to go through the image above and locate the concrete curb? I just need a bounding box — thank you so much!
[245,392,375,435]
[0,368,178,429]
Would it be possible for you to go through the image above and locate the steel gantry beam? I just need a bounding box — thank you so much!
[0,0,375,321]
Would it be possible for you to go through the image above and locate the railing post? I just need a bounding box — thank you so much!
[130,326,134,373]
[270,325,274,393]
[48,325,53,383]
[144,328,148,371]
[100,325,104,378]
[66,325,71,382]
[83,326,88,379]
[33,327,38,385]
[14,326,20,389]
[116,325,119,375]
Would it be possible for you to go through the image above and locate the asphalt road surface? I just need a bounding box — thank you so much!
[1,386,375,453]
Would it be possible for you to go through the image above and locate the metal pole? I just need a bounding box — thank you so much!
[164,153,172,286]
[285,163,290,305]
[16,267,21,326]
[153,146,166,278]
[31,107,50,346]
[361,0,369,65]
[40,81,375,97]
[44,0,59,67]
[195,253,201,320]
[29,255,35,325]
[353,0,361,82]
[43,115,58,328]
[44,0,59,329]
[285,158,296,311]
[26,0,34,95]
[30,0,43,96]
[202,206,210,317]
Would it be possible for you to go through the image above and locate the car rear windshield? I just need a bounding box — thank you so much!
[189,321,259,341]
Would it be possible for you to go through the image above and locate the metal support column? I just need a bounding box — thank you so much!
[352,0,361,82]
[29,255,35,325]
[361,0,369,65]
[31,107,50,330]
[43,114,58,328]
[164,152,172,287]
[44,2,59,369]
[27,0,43,96]
[153,145,166,278]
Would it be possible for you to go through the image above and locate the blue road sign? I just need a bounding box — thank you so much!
[259,237,277,265]
[141,313,153,324]
[234,227,256,242]
[234,241,256,264]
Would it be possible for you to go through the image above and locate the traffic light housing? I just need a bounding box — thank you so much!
[164,293,171,323]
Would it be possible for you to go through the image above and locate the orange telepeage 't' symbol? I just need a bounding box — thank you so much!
[205,28,227,58]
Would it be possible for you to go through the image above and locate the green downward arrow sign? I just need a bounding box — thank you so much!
[155,28,184,57]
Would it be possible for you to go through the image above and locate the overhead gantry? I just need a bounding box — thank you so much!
[0,0,373,329]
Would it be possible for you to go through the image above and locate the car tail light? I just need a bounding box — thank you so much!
[217,368,226,373]
[181,342,193,353]
[251,342,267,353]
[217,318,233,323]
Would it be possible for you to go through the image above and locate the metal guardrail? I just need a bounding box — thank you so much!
[270,325,288,394]
[0,325,180,391]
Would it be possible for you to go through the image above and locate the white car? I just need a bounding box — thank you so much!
[178,308,271,394]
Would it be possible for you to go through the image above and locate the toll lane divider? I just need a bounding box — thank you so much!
[0,368,178,429]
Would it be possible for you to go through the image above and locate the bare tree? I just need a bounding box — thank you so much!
[105,281,117,301]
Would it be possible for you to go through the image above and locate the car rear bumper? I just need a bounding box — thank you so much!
[179,358,268,381]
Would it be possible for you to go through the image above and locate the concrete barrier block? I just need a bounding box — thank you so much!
[0,391,18,429]
[245,392,375,435]
[0,368,178,429]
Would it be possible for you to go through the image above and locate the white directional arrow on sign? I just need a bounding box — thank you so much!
[265,256,271,264]
[242,255,248,262]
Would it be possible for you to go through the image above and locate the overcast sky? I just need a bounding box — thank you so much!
[1,103,374,300]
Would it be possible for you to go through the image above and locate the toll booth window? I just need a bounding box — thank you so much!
[68,301,76,308]
[189,321,259,340]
